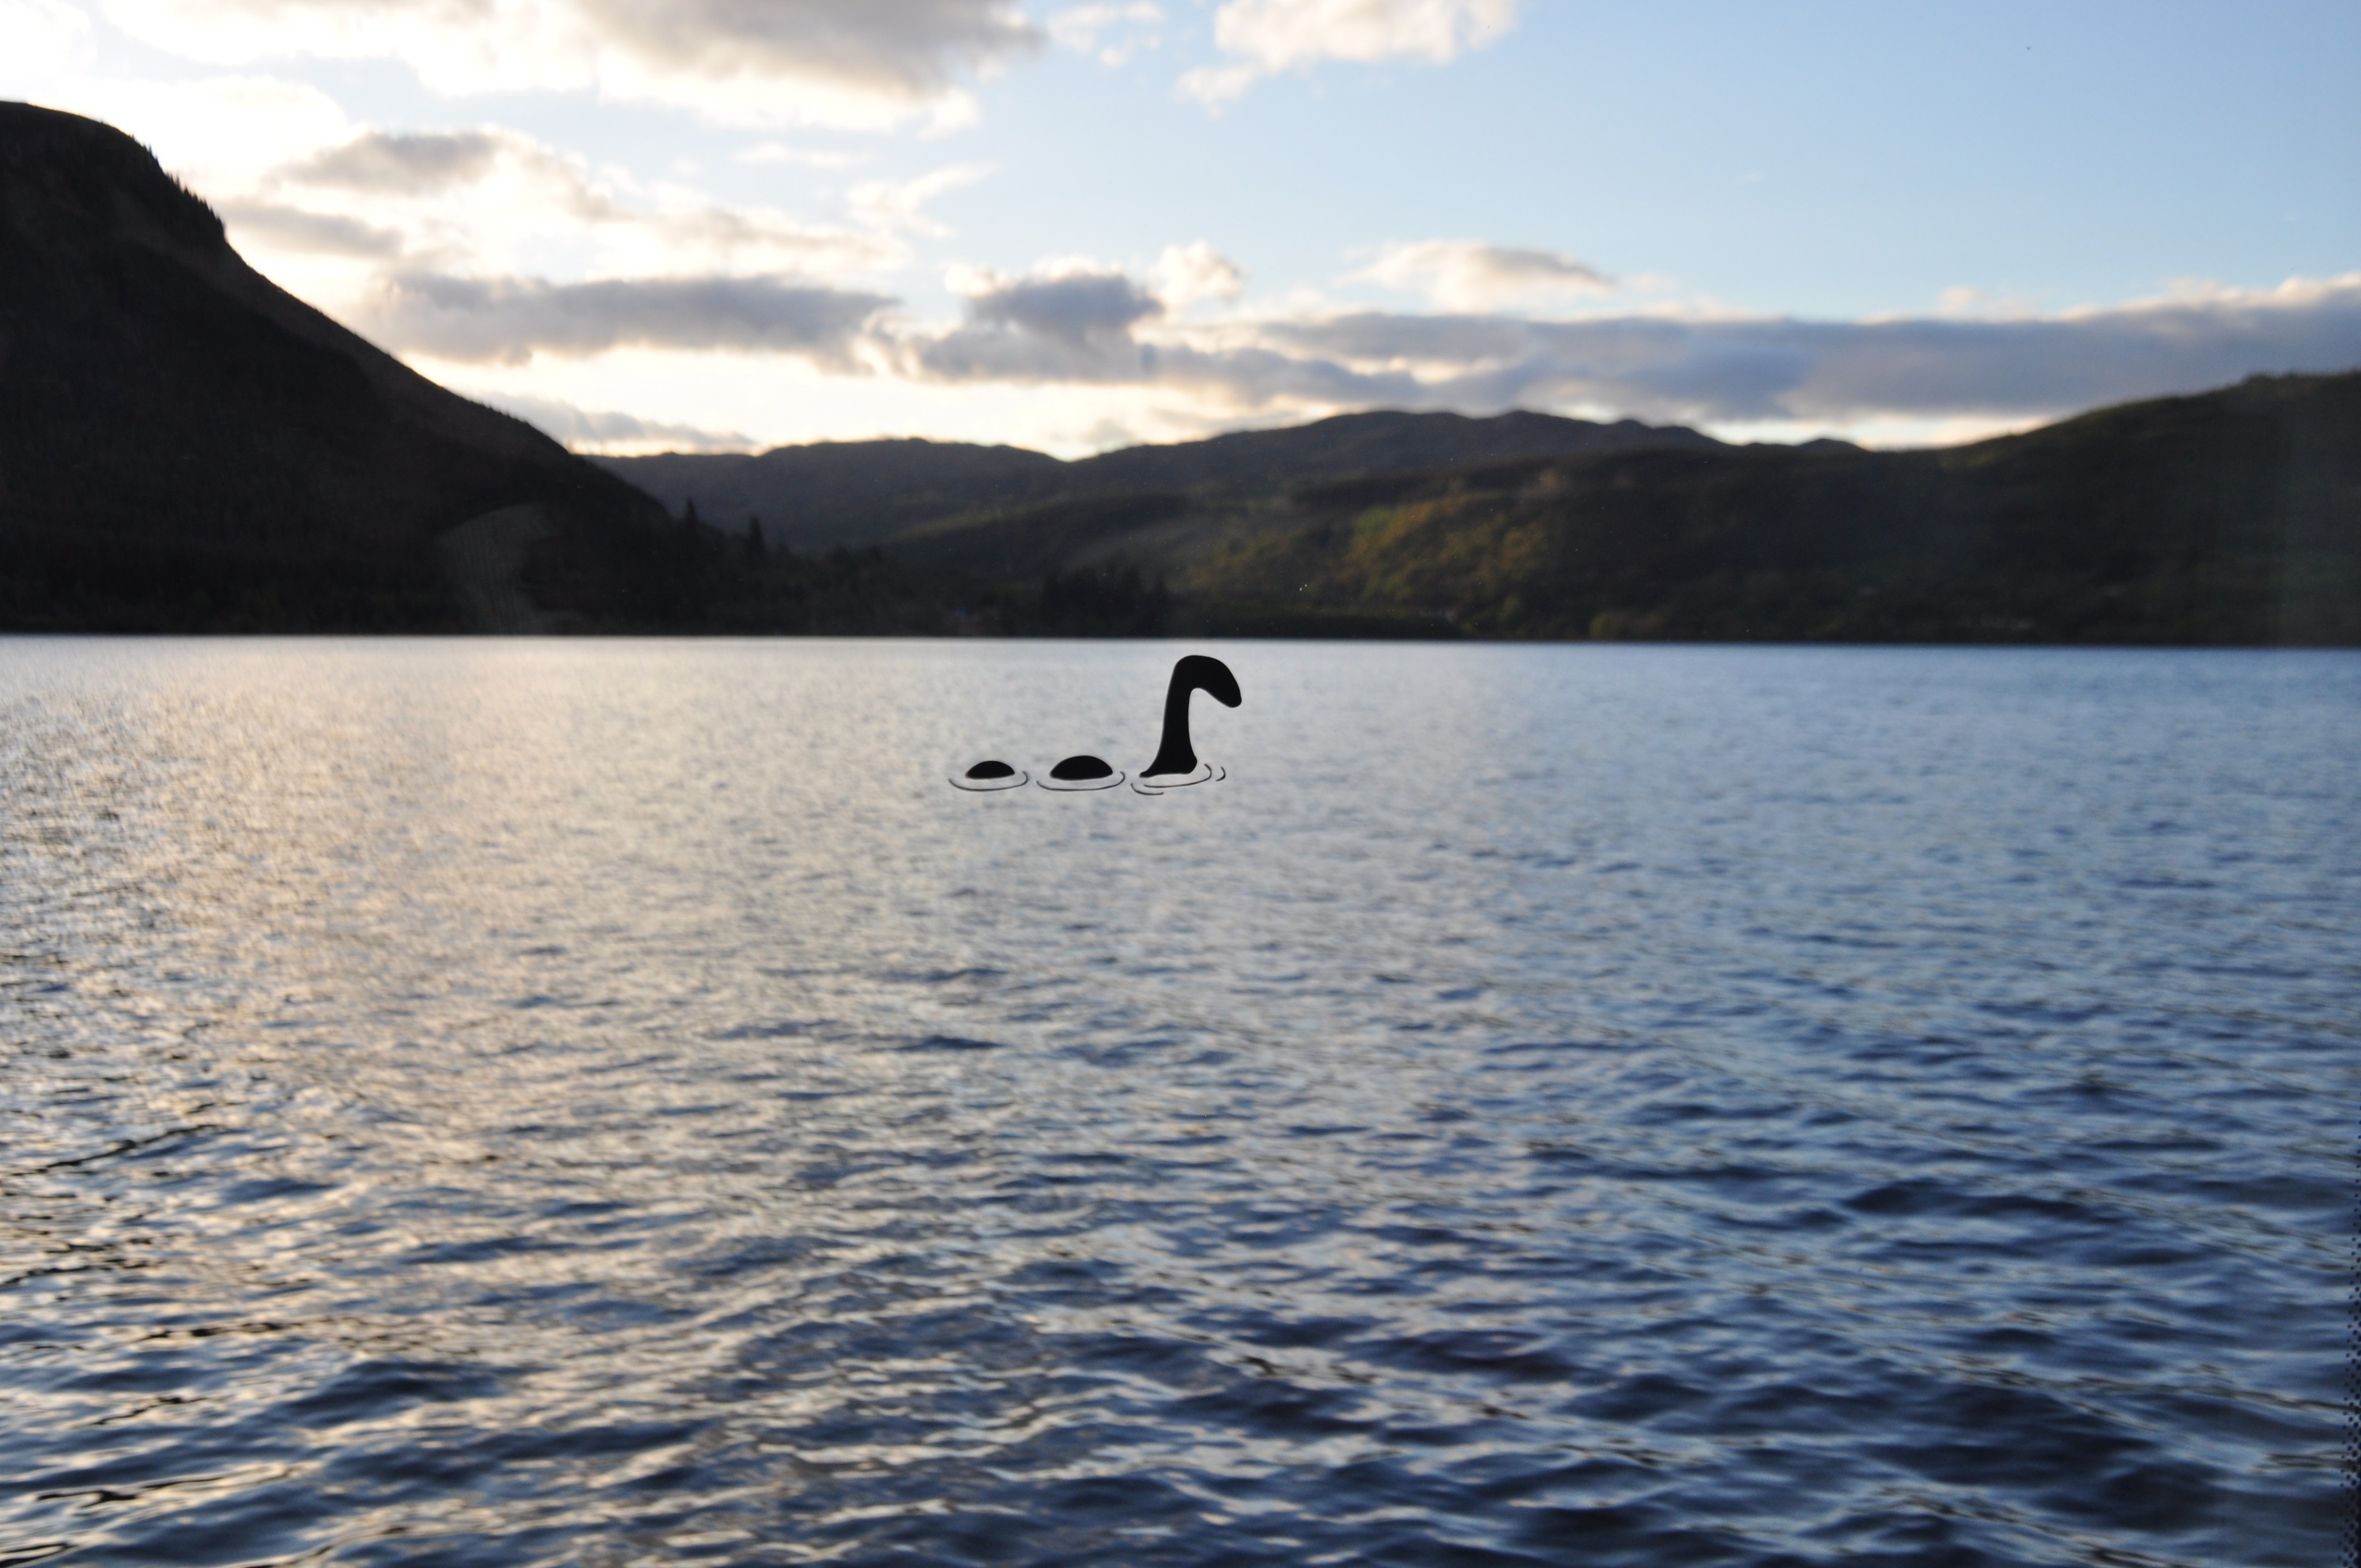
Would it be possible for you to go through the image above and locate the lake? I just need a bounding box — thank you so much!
[2,638,2352,1567]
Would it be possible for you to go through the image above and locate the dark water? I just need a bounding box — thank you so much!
[2,639,2352,1568]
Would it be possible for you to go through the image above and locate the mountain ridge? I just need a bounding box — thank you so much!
[590,408,1723,555]
[1163,370,2360,644]
[0,101,686,630]
[593,370,2359,647]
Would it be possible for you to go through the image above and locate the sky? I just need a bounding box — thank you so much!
[9,0,2360,457]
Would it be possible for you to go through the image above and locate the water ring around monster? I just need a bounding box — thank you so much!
[948,655,1238,797]
[949,760,1030,791]
[1036,756,1127,791]
[1132,763,1224,795]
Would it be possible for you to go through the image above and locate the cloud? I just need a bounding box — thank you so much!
[1253,276,2361,422]
[464,389,752,452]
[356,271,894,365]
[889,265,2361,432]
[289,129,503,194]
[1047,2,1161,66]
[1153,241,1245,309]
[736,141,863,169]
[955,263,1163,339]
[252,125,898,281]
[847,162,995,236]
[978,276,1156,340]
[43,73,354,187]
[1180,0,1517,104]
[216,198,403,255]
[913,263,1164,380]
[2,0,93,75]
[99,0,1044,128]
[1353,240,1612,312]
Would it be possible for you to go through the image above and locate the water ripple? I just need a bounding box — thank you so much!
[1,640,2352,1567]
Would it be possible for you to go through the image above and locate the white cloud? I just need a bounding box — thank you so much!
[1180,0,1516,104]
[465,388,753,453]
[847,162,995,236]
[242,125,899,288]
[880,262,2361,435]
[1047,2,1161,66]
[1353,240,1612,312]
[736,141,864,169]
[1932,284,2036,319]
[1254,274,2361,422]
[99,0,1043,128]
[43,73,354,189]
[354,271,894,364]
[364,267,2361,459]
[0,0,94,76]
[216,198,404,255]
[290,128,506,194]
[1153,241,1245,310]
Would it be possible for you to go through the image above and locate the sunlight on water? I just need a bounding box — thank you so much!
[1,638,2354,1567]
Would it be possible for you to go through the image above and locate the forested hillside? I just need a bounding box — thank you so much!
[603,371,2359,646]
[1173,372,2360,644]
[0,104,695,631]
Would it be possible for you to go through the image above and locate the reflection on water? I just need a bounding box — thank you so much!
[1,638,2352,1567]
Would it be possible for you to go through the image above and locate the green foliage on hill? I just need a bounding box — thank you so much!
[584,515,1159,638]
[1180,373,2358,644]
[617,370,2355,647]
[597,442,1068,556]
[591,410,1715,556]
[889,492,1196,582]
[696,538,1030,637]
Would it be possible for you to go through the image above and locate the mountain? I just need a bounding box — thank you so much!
[1074,409,1720,493]
[602,375,2358,646]
[598,439,1068,555]
[590,409,1719,555]
[0,102,692,631]
[1175,371,2361,644]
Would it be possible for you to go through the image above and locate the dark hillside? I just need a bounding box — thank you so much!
[1063,409,1718,495]
[599,440,1068,555]
[591,408,1718,556]
[599,372,2359,645]
[1182,373,2360,644]
[888,492,1197,582]
[0,102,687,630]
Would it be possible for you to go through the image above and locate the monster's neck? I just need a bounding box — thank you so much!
[1145,670,1200,777]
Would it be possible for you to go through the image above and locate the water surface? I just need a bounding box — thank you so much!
[2,639,2352,1567]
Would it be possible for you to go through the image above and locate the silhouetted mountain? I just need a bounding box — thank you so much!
[1178,372,2361,645]
[619,372,2355,645]
[601,439,1068,555]
[592,409,1718,555]
[1070,409,1721,493]
[888,491,1200,583]
[0,102,696,630]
